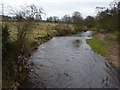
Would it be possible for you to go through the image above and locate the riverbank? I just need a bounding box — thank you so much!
[86,32,119,70]
[18,31,119,88]
[2,35,53,89]
[2,21,76,89]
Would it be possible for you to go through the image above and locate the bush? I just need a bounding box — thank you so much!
[2,25,19,88]
[55,24,73,36]
[2,25,16,63]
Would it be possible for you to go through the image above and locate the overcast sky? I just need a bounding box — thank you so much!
[1,0,113,19]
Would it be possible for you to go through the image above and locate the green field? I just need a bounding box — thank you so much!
[1,21,74,44]
[2,22,56,39]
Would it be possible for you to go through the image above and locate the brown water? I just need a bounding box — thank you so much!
[20,31,119,88]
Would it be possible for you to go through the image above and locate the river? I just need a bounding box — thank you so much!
[20,31,119,88]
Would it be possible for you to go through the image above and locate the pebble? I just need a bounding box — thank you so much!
[31,69,33,72]
[64,73,69,76]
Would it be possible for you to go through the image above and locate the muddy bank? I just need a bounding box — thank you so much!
[97,33,119,69]
[2,35,53,89]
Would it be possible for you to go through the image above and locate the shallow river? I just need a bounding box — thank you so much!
[20,31,119,88]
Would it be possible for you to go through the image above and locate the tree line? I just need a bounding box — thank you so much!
[95,1,119,32]
[2,0,119,32]
[47,0,119,32]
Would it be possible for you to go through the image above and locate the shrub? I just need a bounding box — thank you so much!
[55,24,73,36]
[2,25,17,64]
[2,25,19,88]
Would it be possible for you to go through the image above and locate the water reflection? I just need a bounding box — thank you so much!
[72,39,81,48]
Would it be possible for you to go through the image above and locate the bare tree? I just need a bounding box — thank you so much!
[62,15,72,24]
[72,12,84,30]
[10,4,44,53]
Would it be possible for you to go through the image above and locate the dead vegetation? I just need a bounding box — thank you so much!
[97,32,119,69]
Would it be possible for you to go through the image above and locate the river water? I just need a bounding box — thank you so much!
[20,31,119,88]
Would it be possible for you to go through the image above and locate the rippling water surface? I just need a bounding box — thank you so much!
[20,31,119,88]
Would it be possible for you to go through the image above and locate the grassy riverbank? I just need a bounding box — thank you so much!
[2,21,76,88]
[86,35,110,57]
[86,32,119,69]
[2,22,56,88]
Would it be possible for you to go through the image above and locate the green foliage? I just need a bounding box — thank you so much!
[55,24,72,35]
[16,15,25,22]
[62,15,72,24]
[72,12,84,30]
[2,25,17,65]
[47,16,61,23]
[1,15,11,20]
[2,25,18,88]
[95,1,119,32]
[2,25,10,43]
[85,16,95,29]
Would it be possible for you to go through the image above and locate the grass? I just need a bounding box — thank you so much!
[1,22,58,43]
[1,21,75,44]
[1,22,53,88]
[86,35,111,57]
[1,21,74,47]
[1,21,75,88]
[86,33,120,71]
